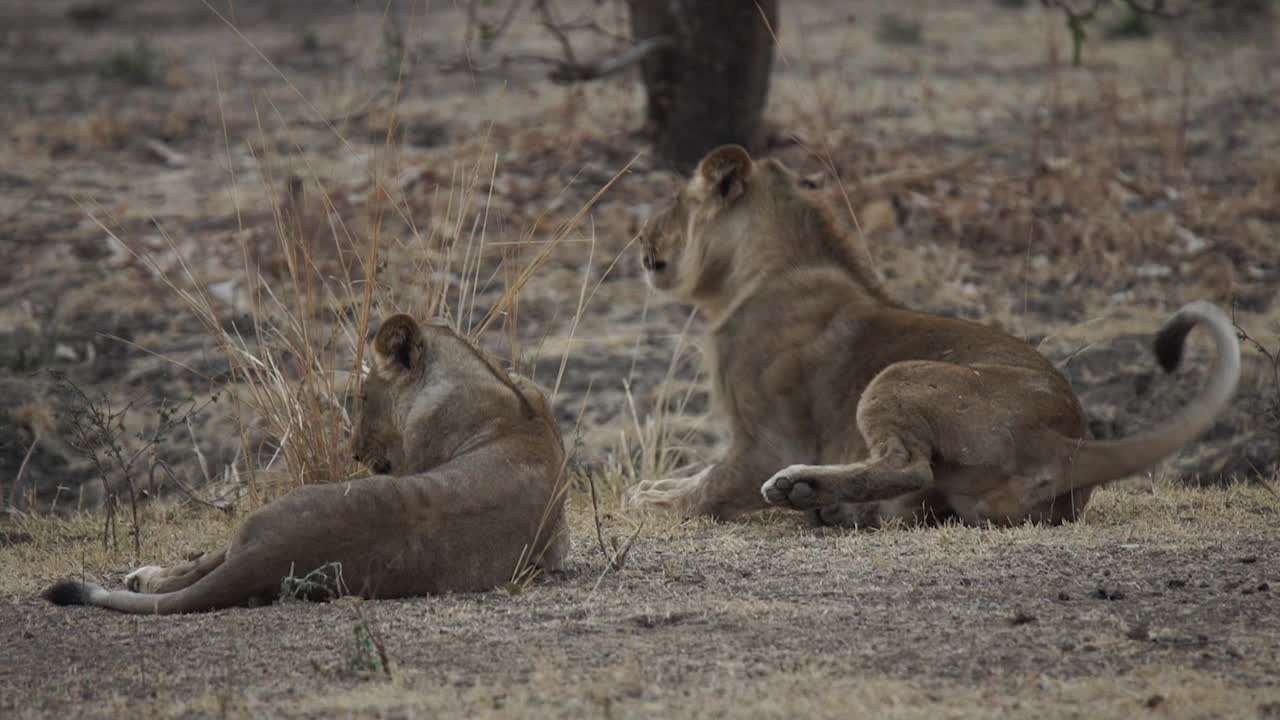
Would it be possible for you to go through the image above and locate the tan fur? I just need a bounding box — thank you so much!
[44,315,569,613]
[626,145,1240,527]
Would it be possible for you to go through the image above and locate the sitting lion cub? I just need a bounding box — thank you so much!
[44,315,570,613]
[625,145,1239,527]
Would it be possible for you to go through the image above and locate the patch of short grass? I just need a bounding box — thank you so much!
[876,13,924,46]
[67,2,115,28]
[301,29,320,53]
[0,504,236,598]
[100,39,165,85]
[1104,7,1154,39]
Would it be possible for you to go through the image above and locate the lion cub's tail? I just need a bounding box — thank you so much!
[1057,301,1241,494]
[42,557,256,614]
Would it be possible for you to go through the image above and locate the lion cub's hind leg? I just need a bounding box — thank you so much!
[968,486,1094,527]
[125,548,227,594]
[762,361,1034,512]
[762,361,940,510]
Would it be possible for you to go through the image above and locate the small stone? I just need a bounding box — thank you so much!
[208,279,238,306]
[53,343,78,362]
[1011,609,1038,626]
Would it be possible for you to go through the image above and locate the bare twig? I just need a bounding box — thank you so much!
[450,0,660,82]
[587,465,610,561]
[1231,311,1280,394]
[547,35,673,83]
[141,138,188,168]
[1245,460,1280,500]
[589,518,643,595]
[533,0,579,68]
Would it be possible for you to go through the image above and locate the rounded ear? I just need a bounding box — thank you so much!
[799,171,826,190]
[372,314,422,371]
[694,144,753,203]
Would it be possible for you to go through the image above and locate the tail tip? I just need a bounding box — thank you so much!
[42,579,92,606]
[1153,317,1193,373]
[1154,301,1235,374]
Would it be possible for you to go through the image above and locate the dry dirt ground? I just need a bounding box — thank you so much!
[2,0,1280,717]
[2,483,1279,719]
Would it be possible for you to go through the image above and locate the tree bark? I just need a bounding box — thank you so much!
[629,0,779,172]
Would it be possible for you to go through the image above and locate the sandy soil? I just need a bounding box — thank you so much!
[2,0,1279,717]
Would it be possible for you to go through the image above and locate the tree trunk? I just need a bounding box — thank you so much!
[629,0,779,172]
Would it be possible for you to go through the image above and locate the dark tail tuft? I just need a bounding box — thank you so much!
[42,579,92,606]
[1153,313,1197,373]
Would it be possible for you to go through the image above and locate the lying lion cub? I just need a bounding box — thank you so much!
[626,145,1239,527]
[44,315,569,613]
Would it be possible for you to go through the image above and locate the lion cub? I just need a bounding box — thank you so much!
[44,315,569,613]
[626,145,1239,527]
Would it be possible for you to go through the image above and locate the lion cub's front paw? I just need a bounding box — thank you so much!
[124,565,164,593]
[624,471,707,514]
[761,465,826,509]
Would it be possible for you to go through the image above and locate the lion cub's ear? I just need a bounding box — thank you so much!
[799,171,826,190]
[694,144,753,203]
[372,314,424,372]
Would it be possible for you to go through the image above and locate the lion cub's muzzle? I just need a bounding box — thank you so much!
[353,452,392,475]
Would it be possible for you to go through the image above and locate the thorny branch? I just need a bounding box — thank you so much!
[466,0,524,54]
[1231,309,1280,404]
[1230,305,1280,496]
[54,371,216,561]
[534,0,581,69]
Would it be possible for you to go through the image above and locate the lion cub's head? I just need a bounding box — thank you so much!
[639,145,835,308]
[351,314,555,475]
